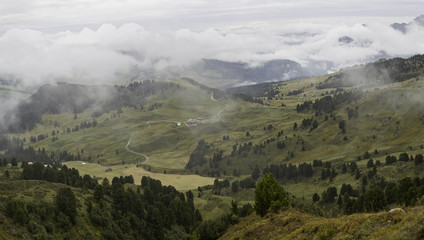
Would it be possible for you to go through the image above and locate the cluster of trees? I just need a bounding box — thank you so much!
[0,158,11,166]
[262,162,314,181]
[186,139,210,169]
[1,139,87,168]
[321,168,337,181]
[57,150,80,162]
[63,119,98,134]
[287,89,304,96]
[209,151,224,169]
[231,142,252,157]
[97,176,202,239]
[344,176,424,214]
[8,161,203,239]
[147,102,162,111]
[386,153,424,165]
[213,178,230,189]
[314,175,424,215]
[1,144,54,166]
[29,134,48,143]
[296,90,362,114]
[0,135,21,151]
[277,140,286,149]
[301,117,319,131]
[6,187,79,239]
[22,163,99,189]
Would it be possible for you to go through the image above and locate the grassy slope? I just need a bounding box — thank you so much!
[8,73,424,220]
[220,207,424,240]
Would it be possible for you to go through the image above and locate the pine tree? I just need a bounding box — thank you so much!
[254,173,289,217]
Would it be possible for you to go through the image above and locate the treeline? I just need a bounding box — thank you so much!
[0,140,87,167]
[342,176,424,214]
[0,135,21,151]
[1,145,52,166]
[22,163,99,188]
[296,90,362,114]
[385,152,424,165]
[186,139,210,169]
[64,119,98,134]
[262,162,315,180]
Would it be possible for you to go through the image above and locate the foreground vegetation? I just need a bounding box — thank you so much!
[220,206,424,240]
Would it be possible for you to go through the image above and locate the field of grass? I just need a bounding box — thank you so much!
[64,161,216,190]
[220,206,424,240]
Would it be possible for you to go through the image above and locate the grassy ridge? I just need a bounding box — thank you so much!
[220,207,424,240]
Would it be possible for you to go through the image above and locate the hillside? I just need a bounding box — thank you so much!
[2,55,423,191]
[0,164,202,240]
[1,54,424,239]
[220,207,424,240]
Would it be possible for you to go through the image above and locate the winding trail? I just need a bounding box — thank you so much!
[210,91,228,123]
[125,91,228,165]
[125,122,151,164]
[125,120,178,165]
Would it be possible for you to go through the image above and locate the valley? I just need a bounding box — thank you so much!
[1,55,424,239]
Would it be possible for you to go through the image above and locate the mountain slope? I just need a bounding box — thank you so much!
[188,59,316,88]
[220,207,424,240]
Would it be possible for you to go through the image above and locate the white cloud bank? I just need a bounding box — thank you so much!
[0,18,423,86]
[0,0,423,85]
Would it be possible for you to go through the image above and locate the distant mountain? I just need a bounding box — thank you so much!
[391,15,424,33]
[188,58,319,88]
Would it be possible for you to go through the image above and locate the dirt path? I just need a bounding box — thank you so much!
[210,91,228,123]
[125,122,151,164]
[125,120,177,165]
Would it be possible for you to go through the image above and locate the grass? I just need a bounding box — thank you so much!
[220,206,424,240]
[64,161,215,191]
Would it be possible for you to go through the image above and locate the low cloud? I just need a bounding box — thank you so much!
[0,18,423,86]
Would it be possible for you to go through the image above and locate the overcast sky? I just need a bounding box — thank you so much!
[0,0,423,85]
[0,0,422,32]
